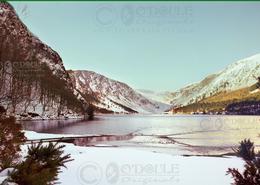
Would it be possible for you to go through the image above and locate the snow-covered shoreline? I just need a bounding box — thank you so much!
[21,131,244,185]
[16,114,84,121]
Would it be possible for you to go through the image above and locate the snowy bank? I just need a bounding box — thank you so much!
[24,130,78,140]
[21,131,245,185]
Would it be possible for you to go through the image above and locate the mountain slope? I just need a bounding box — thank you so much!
[170,54,260,107]
[0,2,84,119]
[70,70,169,113]
[172,84,260,113]
[136,89,173,105]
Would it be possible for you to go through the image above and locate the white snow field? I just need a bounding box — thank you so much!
[169,53,260,106]
[21,131,244,185]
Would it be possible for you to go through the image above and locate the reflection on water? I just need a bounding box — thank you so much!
[21,115,260,155]
[20,119,83,133]
[74,134,134,147]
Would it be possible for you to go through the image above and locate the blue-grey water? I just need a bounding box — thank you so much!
[21,114,260,155]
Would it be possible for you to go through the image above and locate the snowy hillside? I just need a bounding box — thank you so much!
[0,2,84,119]
[21,131,244,185]
[170,54,260,106]
[137,89,173,105]
[70,71,170,113]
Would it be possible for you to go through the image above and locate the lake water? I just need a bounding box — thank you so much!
[21,114,260,156]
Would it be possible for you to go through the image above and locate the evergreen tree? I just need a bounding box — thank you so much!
[10,141,72,185]
[234,139,255,161]
[227,139,260,185]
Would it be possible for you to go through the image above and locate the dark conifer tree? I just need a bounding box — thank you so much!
[10,141,72,185]
[227,139,260,185]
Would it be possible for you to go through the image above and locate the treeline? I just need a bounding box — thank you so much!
[226,101,260,115]
[172,101,228,114]
[39,64,84,115]
[0,3,85,116]
[0,59,84,115]
[173,100,260,115]
[172,83,260,115]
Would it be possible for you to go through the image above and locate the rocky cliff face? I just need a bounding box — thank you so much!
[0,2,83,119]
[0,2,169,118]
[70,70,169,113]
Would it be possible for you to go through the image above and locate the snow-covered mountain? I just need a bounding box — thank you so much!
[170,53,260,107]
[136,89,172,105]
[0,2,168,117]
[70,70,170,113]
[0,2,84,119]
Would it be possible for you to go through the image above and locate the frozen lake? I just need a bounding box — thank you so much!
[21,114,260,155]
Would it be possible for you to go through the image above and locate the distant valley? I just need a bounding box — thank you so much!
[169,54,260,114]
[69,70,170,114]
[1,2,260,118]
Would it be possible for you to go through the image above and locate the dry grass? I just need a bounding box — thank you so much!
[173,84,260,113]
[201,84,260,103]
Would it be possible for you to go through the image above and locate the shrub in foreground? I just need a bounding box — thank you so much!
[234,139,255,161]
[227,139,260,185]
[0,106,25,170]
[10,142,72,185]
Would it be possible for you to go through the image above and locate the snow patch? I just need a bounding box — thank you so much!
[72,70,170,113]
[250,88,260,94]
[170,53,260,106]
[22,131,244,185]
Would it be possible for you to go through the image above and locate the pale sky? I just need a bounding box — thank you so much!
[11,2,260,91]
